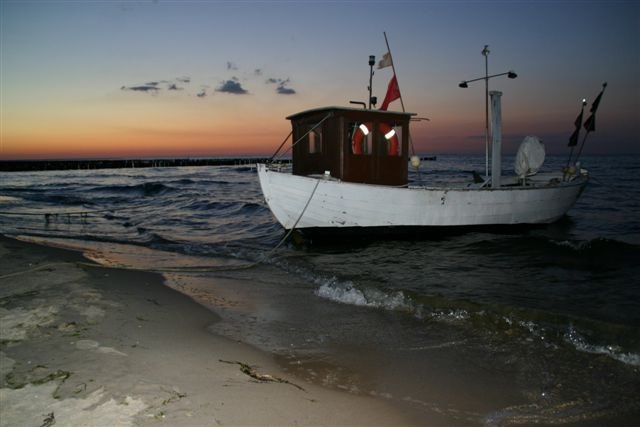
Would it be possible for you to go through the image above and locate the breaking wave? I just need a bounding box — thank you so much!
[564,325,640,367]
[315,278,413,312]
[314,276,640,368]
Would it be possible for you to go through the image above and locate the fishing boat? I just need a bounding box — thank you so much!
[257,47,598,235]
[258,103,590,234]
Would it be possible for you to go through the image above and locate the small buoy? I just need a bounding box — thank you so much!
[410,155,421,169]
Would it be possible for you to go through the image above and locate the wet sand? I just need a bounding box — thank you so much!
[0,235,419,426]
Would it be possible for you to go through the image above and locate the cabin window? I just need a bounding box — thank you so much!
[350,122,373,155]
[381,122,402,157]
[306,127,322,154]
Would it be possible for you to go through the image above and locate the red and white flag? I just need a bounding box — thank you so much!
[377,52,392,69]
[380,74,400,111]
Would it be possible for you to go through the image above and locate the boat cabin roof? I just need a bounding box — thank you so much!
[287,106,415,121]
[289,106,415,186]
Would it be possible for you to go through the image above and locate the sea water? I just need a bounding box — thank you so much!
[1,154,639,426]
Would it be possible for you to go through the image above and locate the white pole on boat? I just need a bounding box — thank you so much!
[490,90,502,188]
[482,45,490,179]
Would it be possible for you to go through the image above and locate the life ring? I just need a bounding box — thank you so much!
[351,122,372,155]
[379,122,399,156]
[351,122,399,155]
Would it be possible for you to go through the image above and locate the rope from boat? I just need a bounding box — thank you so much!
[271,113,332,161]
[259,178,320,260]
[268,130,293,161]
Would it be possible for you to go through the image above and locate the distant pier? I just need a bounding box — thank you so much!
[0,157,289,172]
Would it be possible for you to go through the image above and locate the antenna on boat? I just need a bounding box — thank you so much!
[566,98,587,169]
[575,82,607,164]
[368,55,376,109]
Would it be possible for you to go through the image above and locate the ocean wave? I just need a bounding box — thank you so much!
[549,237,640,269]
[466,235,640,271]
[314,278,414,312]
[163,178,196,186]
[313,276,640,368]
[233,166,255,173]
[2,187,91,206]
[313,277,476,325]
[551,237,640,253]
[43,194,90,206]
[0,195,22,202]
[563,325,640,367]
[187,200,231,212]
[94,182,172,197]
[184,200,265,218]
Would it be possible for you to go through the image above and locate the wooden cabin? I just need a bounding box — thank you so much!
[288,107,415,186]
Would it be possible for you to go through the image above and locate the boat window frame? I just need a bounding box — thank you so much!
[349,121,373,156]
[375,121,403,157]
[294,119,324,155]
[307,127,323,154]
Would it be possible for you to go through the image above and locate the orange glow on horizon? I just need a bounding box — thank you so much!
[1,130,284,160]
[1,110,292,160]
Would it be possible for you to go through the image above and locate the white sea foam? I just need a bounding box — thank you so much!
[0,196,21,202]
[564,326,640,367]
[314,277,413,312]
[314,277,476,326]
[428,308,470,323]
[552,239,580,250]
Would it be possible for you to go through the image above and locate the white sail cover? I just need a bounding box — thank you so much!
[515,136,545,177]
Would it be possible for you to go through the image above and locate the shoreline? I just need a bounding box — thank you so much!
[0,235,420,426]
[0,158,287,172]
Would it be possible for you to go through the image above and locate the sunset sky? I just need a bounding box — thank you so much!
[1,0,638,160]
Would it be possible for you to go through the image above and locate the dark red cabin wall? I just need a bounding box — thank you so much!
[291,108,409,186]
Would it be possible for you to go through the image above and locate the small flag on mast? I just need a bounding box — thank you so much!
[568,101,585,147]
[380,74,401,111]
[583,82,607,133]
[377,52,392,69]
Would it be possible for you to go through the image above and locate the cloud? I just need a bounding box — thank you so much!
[121,85,160,93]
[266,77,296,95]
[277,85,296,95]
[254,68,263,76]
[216,79,248,94]
[121,78,188,94]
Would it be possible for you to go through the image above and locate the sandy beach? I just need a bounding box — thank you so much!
[0,235,419,426]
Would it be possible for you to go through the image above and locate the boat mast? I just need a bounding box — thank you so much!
[458,47,517,178]
[368,55,375,109]
[482,45,490,179]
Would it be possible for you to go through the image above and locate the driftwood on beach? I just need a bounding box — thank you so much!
[219,359,306,392]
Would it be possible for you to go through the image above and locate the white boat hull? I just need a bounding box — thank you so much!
[257,164,588,230]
